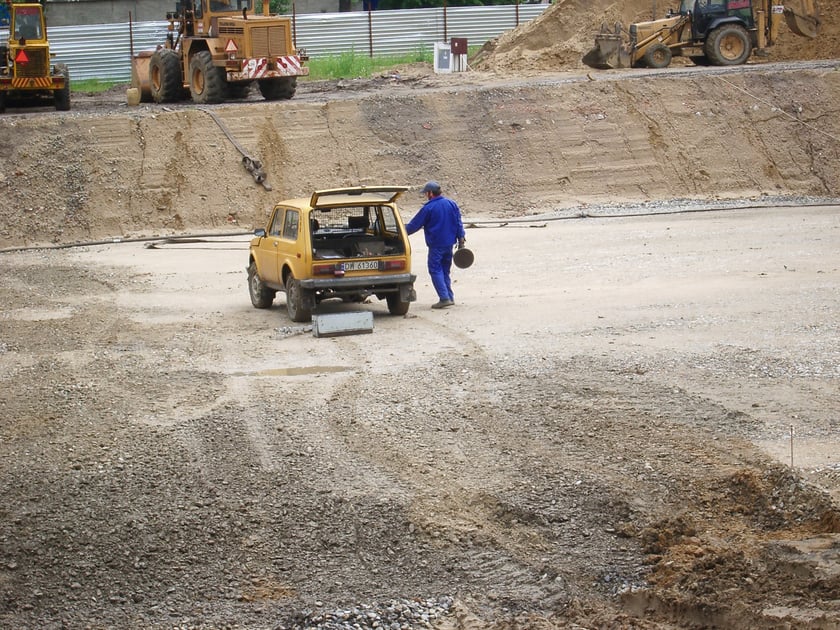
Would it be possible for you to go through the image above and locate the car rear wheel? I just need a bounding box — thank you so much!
[285,274,313,322]
[386,293,410,316]
[248,261,275,308]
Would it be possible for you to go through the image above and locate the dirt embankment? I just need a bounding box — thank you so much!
[1,64,839,249]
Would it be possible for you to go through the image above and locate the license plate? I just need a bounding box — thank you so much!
[343,260,380,271]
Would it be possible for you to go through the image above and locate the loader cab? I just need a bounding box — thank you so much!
[196,0,253,17]
[689,0,755,39]
[11,5,44,41]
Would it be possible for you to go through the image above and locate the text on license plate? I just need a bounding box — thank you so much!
[343,260,380,271]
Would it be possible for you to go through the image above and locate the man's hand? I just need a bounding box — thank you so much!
[457,237,466,249]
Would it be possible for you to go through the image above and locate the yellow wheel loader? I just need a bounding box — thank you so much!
[131,0,309,105]
[0,2,70,113]
[582,0,820,70]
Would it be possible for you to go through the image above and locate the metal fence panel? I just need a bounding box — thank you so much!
[1,4,548,82]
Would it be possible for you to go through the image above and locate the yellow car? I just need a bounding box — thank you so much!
[247,186,417,322]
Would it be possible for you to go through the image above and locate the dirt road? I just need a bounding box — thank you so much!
[1,202,838,628]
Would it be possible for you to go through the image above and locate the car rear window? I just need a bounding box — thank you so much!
[312,205,398,235]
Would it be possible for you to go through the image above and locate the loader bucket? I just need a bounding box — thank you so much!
[582,33,631,69]
[783,0,819,39]
[131,50,154,103]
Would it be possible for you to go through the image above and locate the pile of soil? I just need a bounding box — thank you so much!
[472,0,840,73]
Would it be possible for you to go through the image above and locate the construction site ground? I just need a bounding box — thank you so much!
[2,1,840,627]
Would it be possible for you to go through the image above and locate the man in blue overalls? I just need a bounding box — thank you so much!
[405,181,466,309]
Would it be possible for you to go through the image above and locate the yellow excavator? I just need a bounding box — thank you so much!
[583,0,820,69]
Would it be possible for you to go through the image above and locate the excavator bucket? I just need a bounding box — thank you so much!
[130,51,154,103]
[582,23,631,69]
[783,0,820,39]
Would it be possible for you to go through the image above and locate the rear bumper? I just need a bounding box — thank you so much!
[0,76,64,90]
[300,272,415,292]
[227,56,309,81]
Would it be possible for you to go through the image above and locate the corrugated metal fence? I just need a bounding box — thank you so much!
[0,4,549,82]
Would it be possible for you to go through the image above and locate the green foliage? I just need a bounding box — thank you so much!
[305,49,433,80]
[254,0,291,14]
[377,0,512,8]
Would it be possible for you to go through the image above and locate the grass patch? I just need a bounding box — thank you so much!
[306,49,432,80]
[72,78,123,94]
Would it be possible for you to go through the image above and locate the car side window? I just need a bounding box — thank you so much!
[269,208,284,236]
[380,207,398,233]
[283,210,300,240]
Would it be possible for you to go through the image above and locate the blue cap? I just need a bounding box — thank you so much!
[421,181,441,195]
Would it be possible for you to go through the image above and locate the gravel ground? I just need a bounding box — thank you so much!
[1,204,838,629]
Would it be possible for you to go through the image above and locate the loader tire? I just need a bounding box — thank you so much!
[258,77,296,101]
[0,91,5,114]
[227,81,252,100]
[705,24,751,66]
[643,43,672,69]
[54,64,70,111]
[189,50,227,105]
[149,49,182,103]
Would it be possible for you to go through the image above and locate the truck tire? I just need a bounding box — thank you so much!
[258,77,296,101]
[189,50,226,105]
[149,49,182,103]
[643,43,672,69]
[285,273,313,323]
[248,261,275,309]
[705,24,751,66]
[54,64,70,111]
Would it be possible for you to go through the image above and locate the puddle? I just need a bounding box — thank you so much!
[232,366,353,377]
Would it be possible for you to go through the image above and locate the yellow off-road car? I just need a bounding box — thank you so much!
[247,186,417,322]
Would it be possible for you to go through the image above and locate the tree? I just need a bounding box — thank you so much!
[255,0,292,15]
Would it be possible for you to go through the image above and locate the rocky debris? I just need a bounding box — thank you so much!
[284,597,454,629]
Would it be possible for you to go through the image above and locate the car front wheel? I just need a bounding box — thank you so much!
[248,261,275,308]
[285,274,313,322]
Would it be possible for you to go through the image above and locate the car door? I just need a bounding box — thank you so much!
[275,208,303,282]
[252,206,286,285]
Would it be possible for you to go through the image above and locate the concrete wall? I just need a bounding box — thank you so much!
[44,0,363,27]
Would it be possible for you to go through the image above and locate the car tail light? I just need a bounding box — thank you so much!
[313,263,345,276]
[383,260,405,271]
